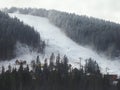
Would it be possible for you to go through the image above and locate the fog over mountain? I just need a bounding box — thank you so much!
[0,0,120,23]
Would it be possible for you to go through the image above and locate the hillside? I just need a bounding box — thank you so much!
[0,11,45,60]
[7,13,120,75]
[4,7,120,58]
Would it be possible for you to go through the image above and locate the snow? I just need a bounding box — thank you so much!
[0,13,120,75]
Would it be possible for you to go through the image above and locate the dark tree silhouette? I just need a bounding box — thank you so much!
[0,55,119,90]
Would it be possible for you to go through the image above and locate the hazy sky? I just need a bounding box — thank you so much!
[0,0,120,23]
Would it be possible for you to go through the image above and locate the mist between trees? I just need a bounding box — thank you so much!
[0,53,120,90]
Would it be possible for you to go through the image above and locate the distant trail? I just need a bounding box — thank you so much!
[7,13,120,75]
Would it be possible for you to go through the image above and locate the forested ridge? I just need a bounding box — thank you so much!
[0,54,120,90]
[0,11,45,60]
[4,7,120,58]
[47,10,120,59]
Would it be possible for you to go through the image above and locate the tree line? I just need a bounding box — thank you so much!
[0,53,120,90]
[5,7,120,59]
[0,11,45,60]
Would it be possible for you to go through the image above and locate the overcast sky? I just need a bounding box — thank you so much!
[0,0,120,23]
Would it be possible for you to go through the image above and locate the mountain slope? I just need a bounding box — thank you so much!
[4,8,120,58]
[7,13,120,75]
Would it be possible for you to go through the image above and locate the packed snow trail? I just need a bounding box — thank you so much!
[1,13,120,74]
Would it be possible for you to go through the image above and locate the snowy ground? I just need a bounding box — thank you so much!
[0,13,120,75]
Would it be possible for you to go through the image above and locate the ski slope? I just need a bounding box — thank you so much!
[1,13,120,74]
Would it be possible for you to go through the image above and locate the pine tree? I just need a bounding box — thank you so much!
[8,64,12,73]
[49,53,55,71]
[2,66,5,74]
